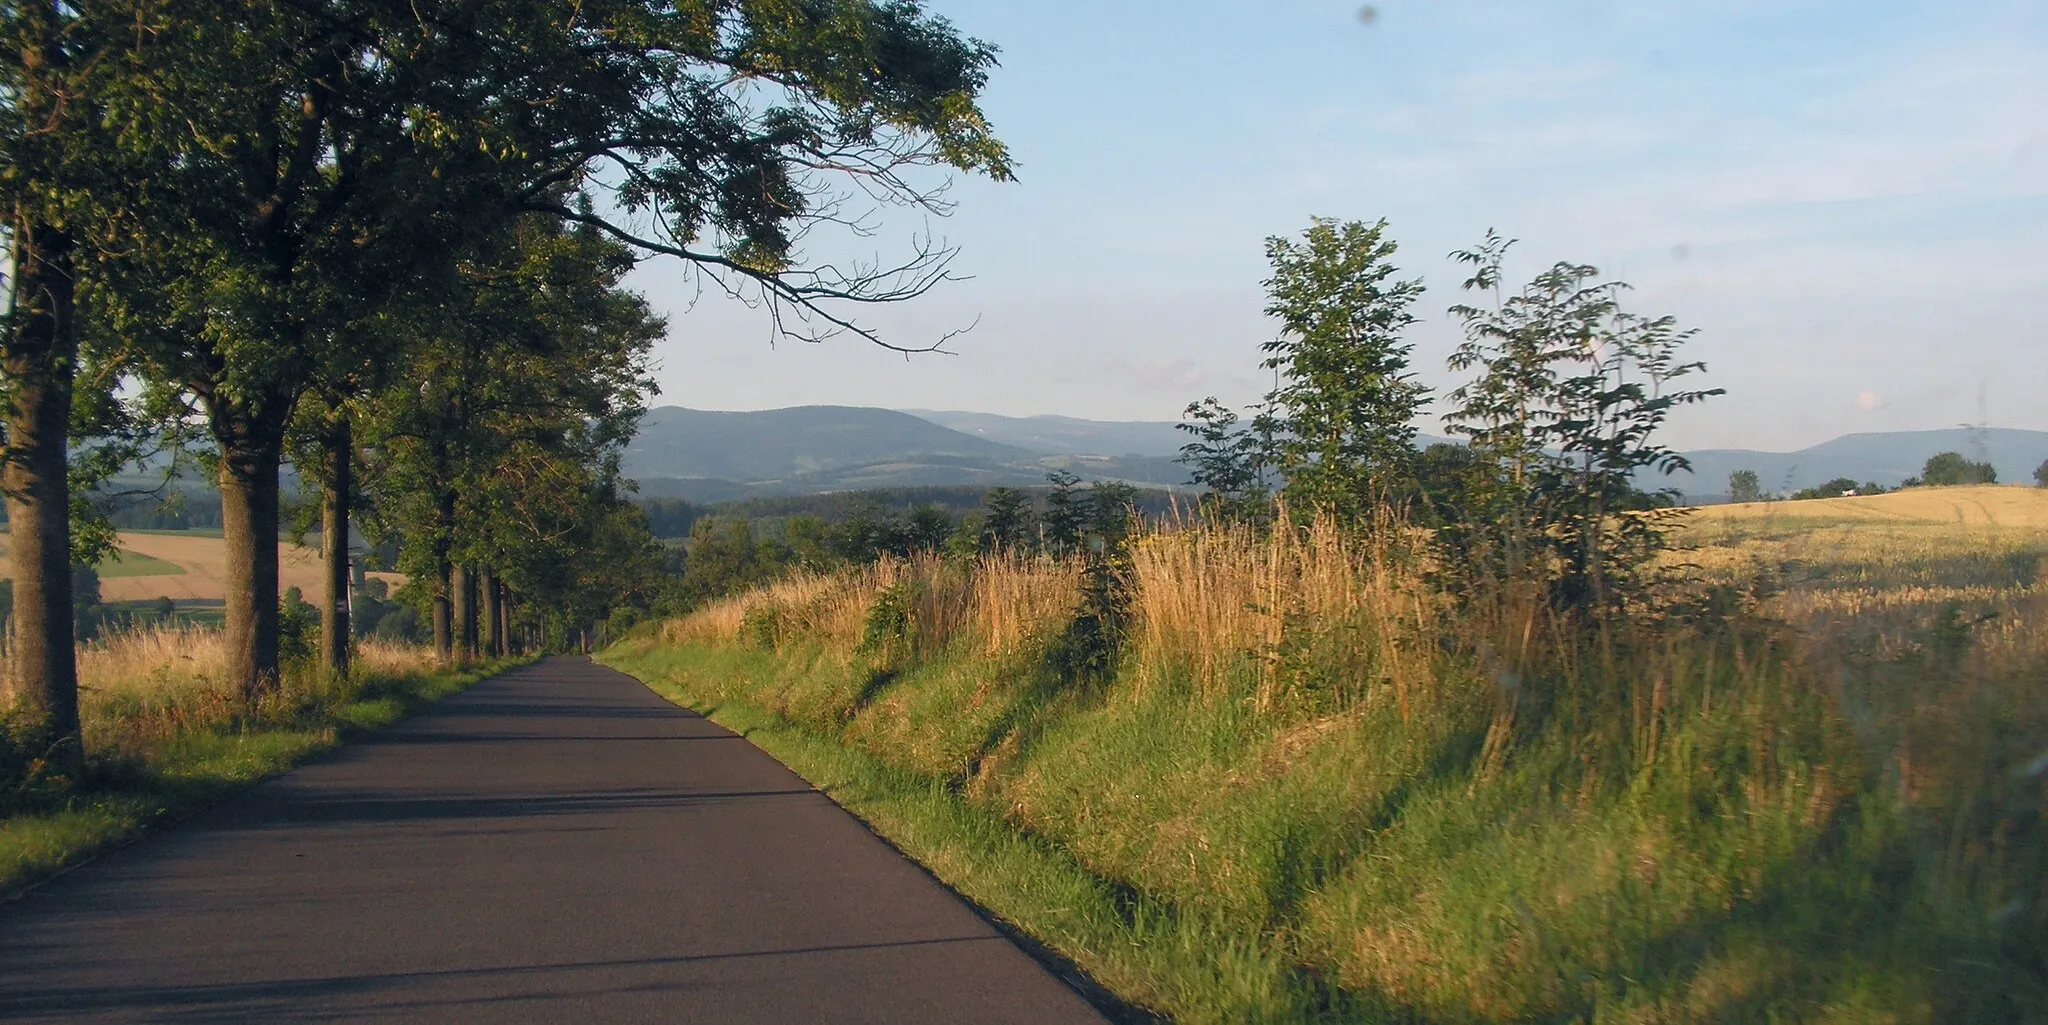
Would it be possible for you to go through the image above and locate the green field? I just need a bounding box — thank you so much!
[91,550,186,578]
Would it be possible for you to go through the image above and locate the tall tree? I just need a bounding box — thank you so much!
[1260,218,1429,523]
[0,0,169,752]
[1728,469,1762,504]
[125,0,1012,692]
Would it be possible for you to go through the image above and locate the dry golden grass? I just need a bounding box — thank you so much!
[1127,516,1439,711]
[74,625,440,754]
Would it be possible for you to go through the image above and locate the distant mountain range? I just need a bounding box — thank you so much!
[624,406,1187,502]
[1668,428,2048,496]
[899,410,1190,458]
[621,405,2048,503]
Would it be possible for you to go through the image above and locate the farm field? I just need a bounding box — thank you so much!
[0,530,404,601]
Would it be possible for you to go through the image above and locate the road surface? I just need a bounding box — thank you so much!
[0,657,1111,1023]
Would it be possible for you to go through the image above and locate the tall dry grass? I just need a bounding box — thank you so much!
[629,506,2048,1021]
[72,624,441,758]
[670,553,1084,663]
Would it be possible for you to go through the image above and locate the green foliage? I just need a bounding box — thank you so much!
[1040,470,1088,554]
[1175,396,1280,521]
[1443,229,1722,608]
[277,594,317,666]
[1919,451,1998,486]
[979,487,1033,552]
[2036,458,2048,488]
[1792,476,1885,501]
[1729,468,1763,503]
[1260,218,1429,522]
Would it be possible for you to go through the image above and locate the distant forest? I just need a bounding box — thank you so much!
[639,483,1183,540]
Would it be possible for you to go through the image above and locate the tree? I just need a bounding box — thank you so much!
[1919,451,1996,487]
[0,0,178,754]
[1791,477,1865,501]
[1260,218,1429,522]
[363,214,658,662]
[1728,469,1762,504]
[1176,396,1279,521]
[1444,231,1721,608]
[2035,459,2048,488]
[1041,471,1087,555]
[979,487,1033,553]
[119,0,1013,694]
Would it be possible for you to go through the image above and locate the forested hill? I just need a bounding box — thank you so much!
[900,410,1189,458]
[1673,428,2048,494]
[620,405,1188,499]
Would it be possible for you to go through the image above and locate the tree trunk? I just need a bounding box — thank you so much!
[215,413,286,699]
[319,409,352,679]
[432,561,452,662]
[497,583,511,656]
[479,567,499,657]
[452,563,475,661]
[0,218,80,760]
[431,490,454,662]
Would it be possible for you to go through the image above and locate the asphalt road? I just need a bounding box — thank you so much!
[0,657,1111,1024]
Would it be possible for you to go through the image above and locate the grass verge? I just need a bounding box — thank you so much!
[607,648,1323,1024]
[603,508,2046,1023]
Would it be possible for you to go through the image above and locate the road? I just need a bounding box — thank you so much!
[0,657,1111,1023]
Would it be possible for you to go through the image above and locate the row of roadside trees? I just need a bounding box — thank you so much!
[2,0,1012,766]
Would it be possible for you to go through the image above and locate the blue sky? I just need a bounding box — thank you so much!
[626,0,2048,451]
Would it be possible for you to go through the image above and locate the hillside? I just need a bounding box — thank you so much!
[901,409,1190,457]
[622,405,1033,480]
[622,405,1191,497]
[1674,427,2048,495]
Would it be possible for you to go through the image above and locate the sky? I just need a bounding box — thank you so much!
[624,0,2048,452]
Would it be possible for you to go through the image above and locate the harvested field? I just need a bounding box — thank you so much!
[0,530,404,601]
[1692,483,2048,526]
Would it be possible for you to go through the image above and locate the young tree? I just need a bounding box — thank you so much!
[1176,396,1279,521]
[1445,231,1720,608]
[979,487,1033,552]
[1040,470,1087,555]
[1728,469,1762,503]
[1260,218,1429,523]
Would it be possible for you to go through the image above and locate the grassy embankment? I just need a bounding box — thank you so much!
[1,628,522,897]
[604,485,2048,1023]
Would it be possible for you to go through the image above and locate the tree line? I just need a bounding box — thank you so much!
[2,0,1012,765]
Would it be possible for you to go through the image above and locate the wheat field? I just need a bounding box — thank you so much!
[0,531,405,602]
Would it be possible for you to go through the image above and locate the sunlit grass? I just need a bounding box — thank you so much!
[608,503,2048,1023]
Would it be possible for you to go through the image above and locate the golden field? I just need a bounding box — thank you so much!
[0,530,404,602]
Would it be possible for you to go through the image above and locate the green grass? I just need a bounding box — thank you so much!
[603,550,2046,1023]
[91,550,185,578]
[0,657,527,899]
